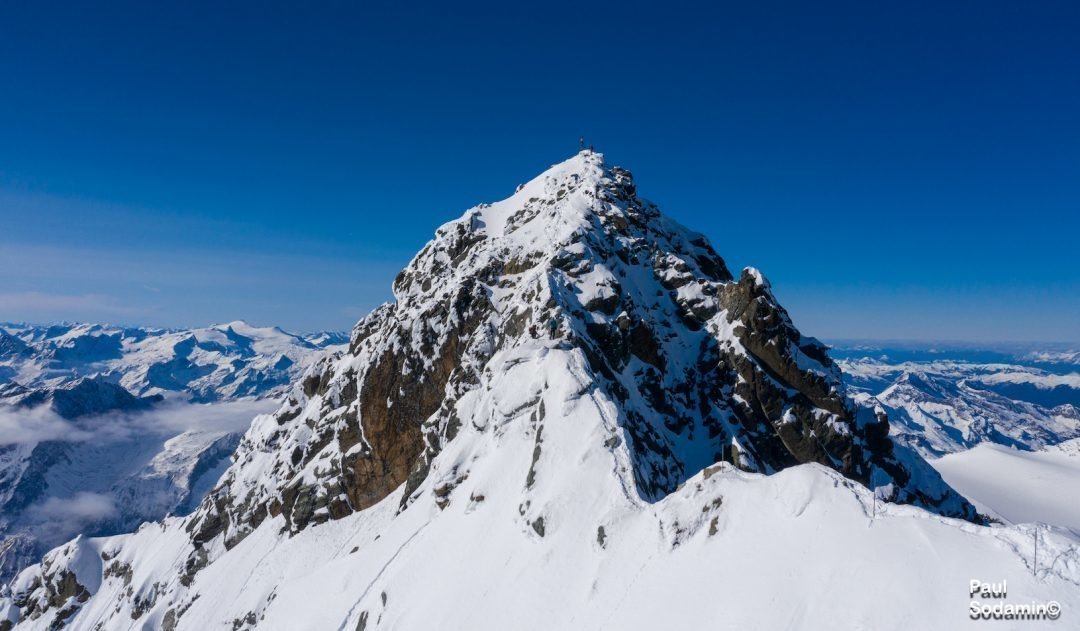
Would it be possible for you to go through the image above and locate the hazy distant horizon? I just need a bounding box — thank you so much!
[3,318,1078,349]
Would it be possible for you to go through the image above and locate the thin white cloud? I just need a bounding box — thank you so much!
[0,404,91,444]
[23,491,119,547]
[133,398,279,435]
[0,398,277,551]
[0,241,395,330]
[26,491,118,523]
[0,398,276,447]
[0,292,148,318]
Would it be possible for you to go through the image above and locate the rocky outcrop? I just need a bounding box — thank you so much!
[5,538,96,627]
[0,331,29,360]
[3,377,161,420]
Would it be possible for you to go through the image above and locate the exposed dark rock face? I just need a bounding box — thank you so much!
[7,540,93,625]
[3,377,161,420]
[711,270,933,503]
[0,330,30,360]
[0,442,71,517]
[186,268,496,549]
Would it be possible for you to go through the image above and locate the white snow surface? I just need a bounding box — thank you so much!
[7,346,1080,631]
[931,439,1080,533]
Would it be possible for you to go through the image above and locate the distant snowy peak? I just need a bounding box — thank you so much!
[299,331,350,347]
[840,357,1080,457]
[4,376,162,419]
[0,331,29,359]
[880,370,962,402]
[0,320,347,402]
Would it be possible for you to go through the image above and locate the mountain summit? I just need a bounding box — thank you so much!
[13,152,1063,630]
[184,150,973,549]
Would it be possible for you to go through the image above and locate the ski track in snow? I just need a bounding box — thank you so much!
[336,520,432,631]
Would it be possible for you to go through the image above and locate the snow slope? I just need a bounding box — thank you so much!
[4,350,1077,630]
[8,151,1069,630]
[932,439,1080,532]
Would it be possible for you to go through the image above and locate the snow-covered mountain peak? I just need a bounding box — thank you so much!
[390,150,732,341]
[882,370,961,401]
[2,152,995,629]
[403,150,723,274]
[468,149,607,238]
[210,321,290,341]
[180,151,974,554]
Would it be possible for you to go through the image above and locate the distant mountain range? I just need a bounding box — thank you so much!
[832,342,1080,458]
[0,321,348,402]
[0,321,346,584]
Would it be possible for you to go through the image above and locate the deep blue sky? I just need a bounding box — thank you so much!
[1,1,1077,341]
